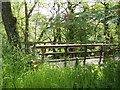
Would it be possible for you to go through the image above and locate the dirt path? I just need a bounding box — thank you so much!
[48,57,120,67]
[48,58,103,67]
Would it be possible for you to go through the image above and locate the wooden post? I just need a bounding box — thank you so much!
[103,45,107,63]
[64,47,68,67]
[25,42,30,54]
[98,46,103,65]
[75,56,79,67]
[83,46,87,65]
[32,42,36,56]
[44,42,46,52]
[44,43,47,57]
[41,48,45,60]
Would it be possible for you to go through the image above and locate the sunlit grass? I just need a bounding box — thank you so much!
[2,45,120,88]
[2,61,119,88]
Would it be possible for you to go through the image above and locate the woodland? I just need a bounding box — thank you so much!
[1,0,120,88]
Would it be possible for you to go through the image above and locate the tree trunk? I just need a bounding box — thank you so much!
[24,2,29,53]
[23,1,37,53]
[2,1,20,47]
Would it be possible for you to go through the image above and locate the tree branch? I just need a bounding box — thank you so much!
[28,2,37,18]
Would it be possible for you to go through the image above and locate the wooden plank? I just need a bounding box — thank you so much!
[20,41,118,45]
[20,42,82,44]
[37,51,67,55]
[35,44,109,49]
[20,42,119,65]
[68,50,100,54]
[38,50,101,55]
[46,56,104,63]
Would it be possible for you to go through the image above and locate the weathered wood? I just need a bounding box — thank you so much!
[75,57,79,67]
[64,47,68,67]
[41,48,45,60]
[35,44,108,49]
[103,45,108,63]
[38,50,101,55]
[83,46,87,65]
[19,42,82,44]
[46,56,104,62]
[98,46,103,65]
[20,42,119,65]
[44,42,46,52]
[32,43,36,56]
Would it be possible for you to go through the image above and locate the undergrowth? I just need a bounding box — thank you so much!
[2,45,120,88]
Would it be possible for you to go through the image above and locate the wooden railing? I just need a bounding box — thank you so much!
[20,42,119,66]
[20,41,107,45]
[32,44,115,66]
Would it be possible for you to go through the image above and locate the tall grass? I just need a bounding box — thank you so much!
[2,44,120,88]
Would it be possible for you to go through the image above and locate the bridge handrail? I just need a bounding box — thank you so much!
[34,44,109,48]
[32,43,118,66]
[20,42,119,66]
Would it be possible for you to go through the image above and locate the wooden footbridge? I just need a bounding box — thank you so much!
[20,42,119,66]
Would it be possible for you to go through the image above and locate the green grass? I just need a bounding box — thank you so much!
[2,62,120,88]
[2,45,120,88]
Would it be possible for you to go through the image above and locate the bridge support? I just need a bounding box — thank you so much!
[64,47,68,67]
[83,46,87,65]
[98,46,103,65]
[41,48,45,60]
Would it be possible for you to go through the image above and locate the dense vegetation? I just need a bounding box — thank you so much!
[2,45,120,88]
[1,0,120,88]
[2,1,120,44]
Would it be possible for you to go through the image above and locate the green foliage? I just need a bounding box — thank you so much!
[7,1,120,43]
[2,44,37,88]
[3,60,119,88]
[2,1,120,88]
[2,44,120,88]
